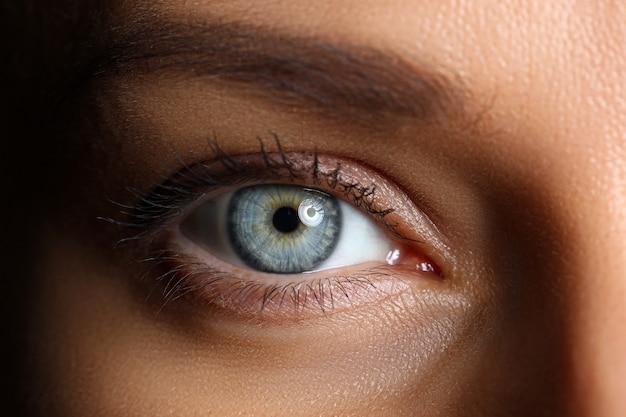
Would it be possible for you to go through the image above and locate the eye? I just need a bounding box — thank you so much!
[111,145,443,320]
[180,183,393,274]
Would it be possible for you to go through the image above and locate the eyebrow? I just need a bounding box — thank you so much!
[94,18,466,126]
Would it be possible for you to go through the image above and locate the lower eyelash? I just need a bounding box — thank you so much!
[143,247,400,320]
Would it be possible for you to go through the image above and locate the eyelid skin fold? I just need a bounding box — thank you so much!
[105,139,448,323]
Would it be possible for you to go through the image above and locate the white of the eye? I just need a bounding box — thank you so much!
[298,198,325,227]
[311,201,392,271]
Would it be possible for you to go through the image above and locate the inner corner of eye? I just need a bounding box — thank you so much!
[384,245,443,277]
[177,183,399,274]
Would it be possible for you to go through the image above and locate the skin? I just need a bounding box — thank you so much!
[14,0,626,416]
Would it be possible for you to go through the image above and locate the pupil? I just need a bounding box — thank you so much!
[272,207,300,233]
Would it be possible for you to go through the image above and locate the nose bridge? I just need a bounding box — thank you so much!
[554,150,626,417]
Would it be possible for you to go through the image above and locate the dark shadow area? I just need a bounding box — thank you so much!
[450,163,580,416]
[2,1,109,414]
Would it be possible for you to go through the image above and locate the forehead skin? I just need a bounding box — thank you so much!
[28,1,626,416]
[121,0,626,200]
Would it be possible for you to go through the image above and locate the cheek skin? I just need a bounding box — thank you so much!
[32,230,491,417]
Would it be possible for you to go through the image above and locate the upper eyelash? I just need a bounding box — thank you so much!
[101,134,398,244]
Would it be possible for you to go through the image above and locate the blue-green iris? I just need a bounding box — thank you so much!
[227,184,341,273]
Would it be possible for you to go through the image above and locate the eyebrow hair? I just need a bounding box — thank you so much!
[93,18,466,126]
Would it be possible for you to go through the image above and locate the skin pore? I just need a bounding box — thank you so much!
[14,0,626,416]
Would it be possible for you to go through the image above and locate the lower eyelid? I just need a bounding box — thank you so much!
[148,222,443,323]
[149,244,423,323]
